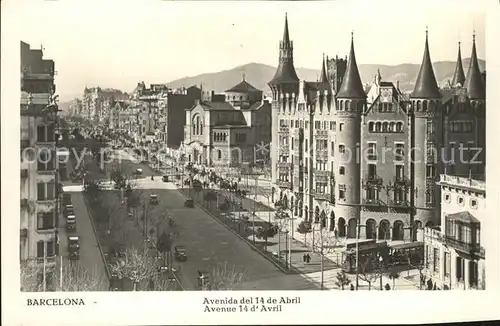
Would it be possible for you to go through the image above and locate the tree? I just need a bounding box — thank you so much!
[110,247,157,291]
[403,249,426,290]
[335,270,351,290]
[388,268,400,290]
[273,200,290,264]
[296,220,312,247]
[312,226,341,290]
[204,190,218,209]
[255,222,278,251]
[204,262,247,291]
[358,259,378,291]
[20,259,106,292]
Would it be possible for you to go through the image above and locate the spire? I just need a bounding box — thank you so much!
[410,28,441,99]
[451,42,466,87]
[283,13,290,44]
[268,14,300,86]
[464,32,485,100]
[336,32,366,99]
[319,53,329,84]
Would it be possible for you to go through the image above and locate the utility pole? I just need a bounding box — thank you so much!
[59,255,63,289]
[320,226,324,290]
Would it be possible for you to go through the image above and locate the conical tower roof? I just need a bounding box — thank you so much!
[319,54,329,84]
[411,30,441,99]
[269,14,300,86]
[464,33,485,100]
[336,33,366,99]
[451,42,466,87]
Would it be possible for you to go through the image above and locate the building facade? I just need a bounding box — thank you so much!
[182,79,271,167]
[269,16,486,242]
[20,42,60,282]
[423,174,485,290]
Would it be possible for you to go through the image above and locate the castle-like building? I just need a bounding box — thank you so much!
[269,15,486,242]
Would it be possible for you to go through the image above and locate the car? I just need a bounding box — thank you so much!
[63,205,75,217]
[68,236,80,260]
[174,246,187,261]
[62,194,72,206]
[162,175,169,182]
[184,199,194,208]
[65,215,76,232]
[149,194,159,205]
[136,168,143,174]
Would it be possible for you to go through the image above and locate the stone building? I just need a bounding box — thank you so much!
[269,16,486,242]
[182,79,271,166]
[423,174,485,290]
[20,41,60,284]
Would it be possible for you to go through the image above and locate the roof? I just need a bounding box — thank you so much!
[451,43,466,87]
[464,36,486,100]
[336,35,366,99]
[199,102,235,111]
[447,211,480,224]
[225,79,261,93]
[411,32,442,99]
[390,241,424,250]
[319,55,329,84]
[440,88,456,104]
[268,15,300,86]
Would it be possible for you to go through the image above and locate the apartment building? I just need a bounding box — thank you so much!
[423,174,486,289]
[20,42,59,285]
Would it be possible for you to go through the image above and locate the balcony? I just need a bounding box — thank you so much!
[315,193,331,201]
[315,148,328,159]
[21,169,28,179]
[426,151,436,163]
[389,200,410,207]
[314,169,331,177]
[394,175,410,187]
[364,175,383,187]
[277,180,292,189]
[315,130,328,138]
[277,162,292,169]
[279,147,290,156]
[444,236,485,258]
[363,198,383,206]
[439,174,486,191]
[278,126,290,134]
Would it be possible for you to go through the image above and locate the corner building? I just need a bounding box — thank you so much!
[269,17,486,242]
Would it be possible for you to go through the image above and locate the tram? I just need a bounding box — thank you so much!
[341,240,424,274]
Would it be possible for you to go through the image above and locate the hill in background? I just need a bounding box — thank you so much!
[165,59,485,95]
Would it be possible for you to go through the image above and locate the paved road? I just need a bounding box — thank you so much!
[59,191,109,290]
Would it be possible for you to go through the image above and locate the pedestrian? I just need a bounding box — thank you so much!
[302,254,306,263]
[427,278,433,290]
[385,283,391,291]
[350,284,355,291]
[306,254,311,263]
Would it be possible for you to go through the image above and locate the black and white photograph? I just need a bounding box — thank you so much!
[2,0,499,325]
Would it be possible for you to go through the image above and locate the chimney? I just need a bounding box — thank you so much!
[396,80,400,90]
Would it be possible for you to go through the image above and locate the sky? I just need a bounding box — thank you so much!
[4,0,487,102]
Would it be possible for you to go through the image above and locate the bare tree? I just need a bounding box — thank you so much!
[312,226,341,290]
[204,262,247,291]
[110,247,157,291]
[335,270,351,290]
[358,259,378,290]
[56,262,106,291]
[273,201,289,264]
[20,259,43,292]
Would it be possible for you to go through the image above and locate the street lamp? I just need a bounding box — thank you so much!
[379,255,384,290]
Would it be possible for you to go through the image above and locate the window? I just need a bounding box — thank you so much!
[331,141,335,153]
[368,163,377,177]
[444,193,451,202]
[458,196,464,206]
[444,252,451,277]
[368,143,377,160]
[217,150,222,160]
[426,165,435,179]
[369,122,375,132]
[395,165,404,180]
[433,247,440,272]
[37,241,45,258]
[396,122,403,132]
[339,166,345,175]
[338,145,346,154]
[330,121,335,130]
[37,126,46,142]
[37,211,55,230]
[37,182,55,200]
[395,143,404,161]
[339,185,346,199]
[470,199,478,209]
[339,123,344,131]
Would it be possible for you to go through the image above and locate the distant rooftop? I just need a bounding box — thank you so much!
[438,174,485,192]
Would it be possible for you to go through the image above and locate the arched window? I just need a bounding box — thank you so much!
[339,101,344,111]
[223,133,227,141]
[417,101,422,111]
[423,101,428,111]
[358,101,364,112]
[346,101,351,111]
[397,122,403,132]
[389,122,395,132]
[218,150,222,159]
[376,122,382,132]
[383,122,389,132]
[369,122,375,132]
[339,166,345,175]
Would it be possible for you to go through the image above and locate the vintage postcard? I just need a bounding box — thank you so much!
[2,0,500,325]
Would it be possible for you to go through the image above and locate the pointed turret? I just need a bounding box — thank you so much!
[336,33,366,99]
[464,33,485,99]
[411,29,441,99]
[319,54,329,84]
[451,42,466,87]
[269,14,300,86]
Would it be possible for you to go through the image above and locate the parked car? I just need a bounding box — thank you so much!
[68,236,80,260]
[65,215,76,232]
[162,175,169,182]
[184,199,194,208]
[62,194,72,206]
[63,205,74,217]
[149,194,159,205]
[174,246,188,261]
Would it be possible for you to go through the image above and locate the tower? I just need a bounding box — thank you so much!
[269,14,300,187]
[451,42,466,87]
[464,33,486,179]
[327,55,347,94]
[334,32,365,236]
[410,29,442,233]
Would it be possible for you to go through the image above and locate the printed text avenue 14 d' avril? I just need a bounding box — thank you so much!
[203,296,300,313]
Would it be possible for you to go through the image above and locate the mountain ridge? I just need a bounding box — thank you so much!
[164,59,486,95]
